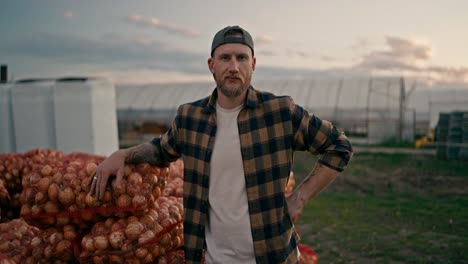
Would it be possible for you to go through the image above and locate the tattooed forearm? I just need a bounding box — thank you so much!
[298,163,322,186]
[125,142,161,166]
[294,163,338,205]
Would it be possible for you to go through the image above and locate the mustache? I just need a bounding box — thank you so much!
[224,74,241,79]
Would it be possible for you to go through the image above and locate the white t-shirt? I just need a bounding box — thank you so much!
[205,103,256,264]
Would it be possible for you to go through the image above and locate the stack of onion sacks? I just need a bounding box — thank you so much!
[0,153,24,194]
[298,244,319,264]
[20,224,80,264]
[20,157,168,230]
[79,196,184,263]
[162,159,184,197]
[0,154,26,222]
[0,219,40,264]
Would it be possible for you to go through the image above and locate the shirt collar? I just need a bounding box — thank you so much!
[203,85,259,114]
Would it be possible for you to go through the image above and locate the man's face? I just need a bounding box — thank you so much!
[208,42,256,98]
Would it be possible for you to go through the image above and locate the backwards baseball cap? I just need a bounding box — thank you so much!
[211,25,254,57]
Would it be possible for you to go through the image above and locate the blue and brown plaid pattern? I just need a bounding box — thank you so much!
[151,86,353,263]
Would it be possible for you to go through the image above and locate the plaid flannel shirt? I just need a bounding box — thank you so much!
[151,86,353,263]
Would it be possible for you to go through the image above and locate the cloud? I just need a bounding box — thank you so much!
[321,56,338,62]
[352,36,467,83]
[127,15,200,38]
[0,32,208,77]
[286,49,310,59]
[359,37,432,68]
[385,36,432,60]
[256,50,276,56]
[63,10,75,20]
[94,69,212,85]
[255,35,273,46]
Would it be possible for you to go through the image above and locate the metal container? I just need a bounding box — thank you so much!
[0,83,15,152]
[54,77,118,156]
[11,79,56,152]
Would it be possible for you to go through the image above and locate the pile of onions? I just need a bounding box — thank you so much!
[0,179,8,200]
[20,159,168,229]
[0,154,26,222]
[0,219,40,264]
[162,160,184,197]
[0,154,25,222]
[158,250,185,264]
[79,196,184,263]
[18,225,78,264]
[298,244,319,264]
[0,154,24,193]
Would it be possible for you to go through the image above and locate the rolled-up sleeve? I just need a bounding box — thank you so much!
[150,107,182,166]
[290,97,353,172]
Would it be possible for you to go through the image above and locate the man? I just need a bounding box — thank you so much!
[89,25,353,263]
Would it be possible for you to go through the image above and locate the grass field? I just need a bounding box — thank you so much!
[292,150,468,264]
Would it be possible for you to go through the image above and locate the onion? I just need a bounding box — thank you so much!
[30,236,42,247]
[132,195,147,208]
[85,163,97,176]
[37,177,51,193]
[31,205,42,215]
[74,192,86,209]
[127,216,139,223]
[103,191,113,203]
[143,253,153,264]
[149,174,159,185]
[128,172,143,186]
[126,185,139,197]
[85,193,98,207]
[116,194,132,208]
[159,233,172,247]
[52,172,63,185]
[152,187,161,198]
[125,221,145,241]
[20,205,31,217]
[48,231,63,246]
[112,179,127,195]
[40,165,53,176]
[104,218,115,228]
[92,222,109,236]
[94,235,109,251]
[138,230,155,244]
[109,255,124,264]
[63,225,77,241]
[34,191,47,204]
[43,245,53,259]
[139,214,155,230]
[56,239,72,255]
[92,255,108,264]
[111,221,125,233]
[151,245,160,257]
[56,215,71,225]
[58,187,75,206]
[108,231,126,249]
[43,201,59,213]
[82,235,95,252]
[47,183,59,201]
[135,247,149,259]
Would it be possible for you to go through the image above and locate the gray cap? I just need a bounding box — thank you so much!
[211,25,254,57]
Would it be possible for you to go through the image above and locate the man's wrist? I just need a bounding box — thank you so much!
[294,188,307,207]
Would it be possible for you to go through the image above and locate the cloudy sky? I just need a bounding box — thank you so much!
[1,0,467,85]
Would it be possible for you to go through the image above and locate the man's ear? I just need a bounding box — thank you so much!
[208,57,214,74]
[252,57,256,71]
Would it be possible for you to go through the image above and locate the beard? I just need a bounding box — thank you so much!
[214,73,250,98]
